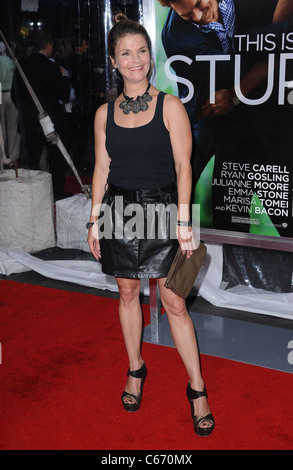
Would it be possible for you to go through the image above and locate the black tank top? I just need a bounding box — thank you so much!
[105,91,176,190]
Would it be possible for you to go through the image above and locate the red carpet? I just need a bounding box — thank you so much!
[0,279,293,450]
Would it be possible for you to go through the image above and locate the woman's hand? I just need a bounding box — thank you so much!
[176,225,197,258]
[87,225,101,261]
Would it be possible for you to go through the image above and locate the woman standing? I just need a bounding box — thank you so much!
[87,13,214,437]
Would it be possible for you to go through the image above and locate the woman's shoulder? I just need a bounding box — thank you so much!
[161,92,190,129]
[149,86,181,109]
[94,102,108,123]
[162,92,184,112]
[95,102,108,116]
[94,102,110,132]
[163,92,181,103]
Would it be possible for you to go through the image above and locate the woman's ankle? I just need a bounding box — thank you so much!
[189,378,205,392]
[129,357,144,372]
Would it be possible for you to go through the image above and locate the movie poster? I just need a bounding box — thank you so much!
[154,0,293,239]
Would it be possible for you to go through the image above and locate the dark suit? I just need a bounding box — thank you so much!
[162,0,293,237]
[12,52,70,198]
[60,52,91,169]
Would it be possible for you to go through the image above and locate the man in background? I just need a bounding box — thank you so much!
[12,31,70,199]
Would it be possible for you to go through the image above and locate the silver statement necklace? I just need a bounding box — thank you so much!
[119,83,152,114]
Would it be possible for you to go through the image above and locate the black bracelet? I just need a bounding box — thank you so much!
[176,220,192,227]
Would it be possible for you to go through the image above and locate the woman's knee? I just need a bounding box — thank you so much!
[162,293,187,318]
[117,278,141,305]
[157,279,187,317]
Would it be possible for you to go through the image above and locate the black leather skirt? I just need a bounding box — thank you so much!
[98,182,179,278]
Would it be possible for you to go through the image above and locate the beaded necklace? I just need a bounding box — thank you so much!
[119,83,152,114]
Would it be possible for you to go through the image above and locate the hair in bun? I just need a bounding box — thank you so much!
[113,12,128,24]
[107,12,152,67]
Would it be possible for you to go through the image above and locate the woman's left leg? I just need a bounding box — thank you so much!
[157,278,212,424]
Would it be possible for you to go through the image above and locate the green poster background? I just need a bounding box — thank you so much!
[154,3,281,237]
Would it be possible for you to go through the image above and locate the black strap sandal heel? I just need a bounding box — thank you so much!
[121,362,147,412]
[186,382,215,437]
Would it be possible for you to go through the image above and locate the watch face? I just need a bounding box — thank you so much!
[86,222,94,229]
[232,96,240,106]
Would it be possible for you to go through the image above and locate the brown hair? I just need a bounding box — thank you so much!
[157,0,175,6]
[108,12,152,60]
[32,31,53,52]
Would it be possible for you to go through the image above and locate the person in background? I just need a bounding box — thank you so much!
[159,0,293,185]
[12,31,70,199]
[60,37,91,172]
[0,41,20,167]
[159,0,293,236]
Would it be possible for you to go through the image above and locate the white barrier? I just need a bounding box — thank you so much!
[56,193,91,252]
[0,169,55,252]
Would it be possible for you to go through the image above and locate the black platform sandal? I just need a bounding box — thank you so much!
[121,362,147,412]
[186,382,215,437]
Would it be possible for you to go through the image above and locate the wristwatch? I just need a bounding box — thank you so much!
[86,222,95,230]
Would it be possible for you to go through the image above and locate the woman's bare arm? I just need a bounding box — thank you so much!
[164,94,196,256]
[87,104,111,260]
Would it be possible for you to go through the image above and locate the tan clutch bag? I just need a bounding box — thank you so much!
[164,243,207,299]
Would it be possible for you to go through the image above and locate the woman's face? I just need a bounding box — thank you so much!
[171,0,220,25]
[111,33,150,84]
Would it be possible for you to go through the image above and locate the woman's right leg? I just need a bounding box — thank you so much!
[116,277,144,403]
